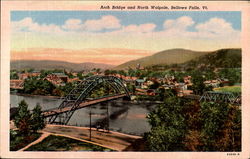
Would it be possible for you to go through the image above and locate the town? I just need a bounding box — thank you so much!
[10,64,240,98]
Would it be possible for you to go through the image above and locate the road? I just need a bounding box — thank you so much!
[42,124,145,151]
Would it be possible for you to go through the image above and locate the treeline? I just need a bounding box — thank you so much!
[145,94,241,151]
[18,77,76,96]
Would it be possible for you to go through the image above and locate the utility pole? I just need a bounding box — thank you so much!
[89,106,92,140]
[106,103,109,132]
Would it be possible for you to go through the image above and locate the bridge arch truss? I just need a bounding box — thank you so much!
[44,75,130,125]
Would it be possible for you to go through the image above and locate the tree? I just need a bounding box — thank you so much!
[128,68,135,77]
[24,78,55,95]
[218,68,241,86]
[118,70,127,76]
[10,71,19,79]
[30,103,45,133]
[146,97,186,151]
[77,72,83,80]
[200,102,241,151]
[149,80,160,89]
[191,74,206,95]
[27,68,34,73]
[14,100,32,134]
[104,69,110,76]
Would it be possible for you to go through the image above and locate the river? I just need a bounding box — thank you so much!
[10,94,157,136]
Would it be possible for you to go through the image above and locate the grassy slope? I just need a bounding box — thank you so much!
[214,86,241,93]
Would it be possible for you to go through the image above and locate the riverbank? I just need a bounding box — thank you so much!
[10,92,63,99]
[10,92,164,106]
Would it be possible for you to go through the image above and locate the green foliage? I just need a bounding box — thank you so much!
[117,70,127,76]
[156,88,176,101]
[200,102,241,151]
[218,68,241,85]
[10,70,19,79]
[10,130,41,151]
[26,135,114,151]
[24,77,56,95]
[191,74,212,95]
[77,72,84,80]
[127,83,136,94]
[145,96,241,151]
[30,103,45,133]
[146,97,186,151]
[27,68,34,73]
[14,100,46,135]
[181,49,241,71]
[14,100,32,134]
[59,82,76,96]
[104,69,111,75]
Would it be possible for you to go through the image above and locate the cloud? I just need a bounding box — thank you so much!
[195,17,238,36]
[62,19,82,30]
[117,23,156,33]
[12,17,63,34]
[61,15,121,32]
[11,16,240,52]
[83,15,121,31]
[163,16,194,31]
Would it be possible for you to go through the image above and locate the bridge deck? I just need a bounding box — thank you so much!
[42,94,126,117]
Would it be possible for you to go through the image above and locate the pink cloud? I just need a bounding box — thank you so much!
[11,48,154,65]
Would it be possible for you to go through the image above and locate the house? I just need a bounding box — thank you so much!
[204,79,220,88]
[10,79,24,89]
[161,84,175,90]
[18,71,41,80]
[45,73,69,86]
[184,76,192,85]
[135,88,156,96]
[135,79,146,88]
[52,73,68,83]
[68,77,80,83]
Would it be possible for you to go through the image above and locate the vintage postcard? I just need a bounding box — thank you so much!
[1,1,250,159]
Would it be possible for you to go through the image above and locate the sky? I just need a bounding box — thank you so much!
[11,11,241,65]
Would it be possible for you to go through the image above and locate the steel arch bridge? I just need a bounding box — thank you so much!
[43,75,130,125]
[199,91,241,105]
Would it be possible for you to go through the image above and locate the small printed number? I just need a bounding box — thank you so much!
[226,153,240,156]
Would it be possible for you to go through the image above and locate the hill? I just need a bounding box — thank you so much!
[179,48,241,69]
[10,60,114,72]
[115,49,211,70]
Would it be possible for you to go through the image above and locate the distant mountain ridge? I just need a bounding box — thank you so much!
[115,49,211,69]
[10,60,114,71]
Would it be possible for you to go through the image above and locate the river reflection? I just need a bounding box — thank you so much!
[10,94,156,136]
